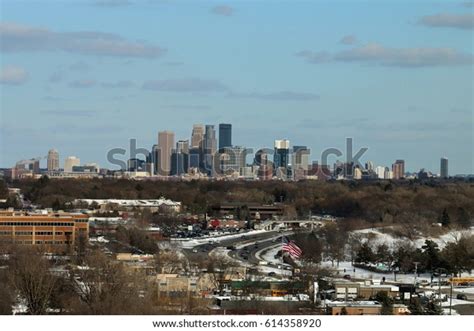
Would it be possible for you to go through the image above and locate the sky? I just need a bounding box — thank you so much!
[0,0,473,174]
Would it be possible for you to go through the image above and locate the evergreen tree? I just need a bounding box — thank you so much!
[440,208,450,227]
[355,242,375,264]
[421,240,441,272]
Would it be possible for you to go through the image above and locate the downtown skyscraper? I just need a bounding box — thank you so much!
[157,131,175,176]
[218,123,232,150]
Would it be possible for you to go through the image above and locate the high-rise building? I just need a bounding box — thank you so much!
[191,124,204,149]
[384,167,393,179]
[392,159,405,180]
[157,131,175,176]
[203,125,217,173]
[274,140,290,169]
[176,140,189,154]
[47,149,60,171]
[29,159,40,174]
[220,146,246,174]
[274,140,290,180]
[151,144,159,175]
[375,166,385,179]
[218,123,232,150]
[256,150,273,180]
[292,146,310,170]
[64,156,80,172]
[171,141,189,176]
[440,157,448,178]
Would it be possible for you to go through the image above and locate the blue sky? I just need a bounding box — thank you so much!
[0,0,473,174]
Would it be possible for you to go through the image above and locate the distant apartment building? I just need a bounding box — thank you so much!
[0,212,89,251]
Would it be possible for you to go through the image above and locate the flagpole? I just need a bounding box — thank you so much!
[281,234,284,277]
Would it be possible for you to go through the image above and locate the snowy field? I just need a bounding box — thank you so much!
[353,227,474,250]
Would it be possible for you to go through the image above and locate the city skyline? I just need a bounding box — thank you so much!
[0,1,473,174]
[8,121,456,179]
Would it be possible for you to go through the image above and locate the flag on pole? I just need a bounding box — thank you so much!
[282,236,302,259]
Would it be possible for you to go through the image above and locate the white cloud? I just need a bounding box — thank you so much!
[68,79,96,88]
[101,80,135,88]
[418,13,474,30]
[211,5,234,16]
[228,91,319,101]
[142,78,228,92]
[93,0,132,7]
[0,22,166,58]
[296,43,473,67]
[0,65,29,85]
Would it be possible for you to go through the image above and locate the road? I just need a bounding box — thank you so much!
[181,230,289,263]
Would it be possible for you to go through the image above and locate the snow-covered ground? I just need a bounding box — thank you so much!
[353,227,474,250]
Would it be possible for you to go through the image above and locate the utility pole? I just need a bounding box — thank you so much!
[449,273,453,315]
[414,262,419,286]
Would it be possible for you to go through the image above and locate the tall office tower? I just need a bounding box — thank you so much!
[151,144,159,175]
[64,156,80,172]
[274,139,290,169]
[218,123,232,150]
[203,125,217,174]
[29,159,40,174]
[157,131,175,176]
[47,149,60,171]
[384,167,393,179]
[171,141,189,176]
[188,147,201,170]
[191,124,205,149]
[176,140,189,154]
[392,159,405,180]
[440,157,448,178]
[256,150,273,180]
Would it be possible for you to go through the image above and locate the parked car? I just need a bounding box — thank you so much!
[343,274,352,280]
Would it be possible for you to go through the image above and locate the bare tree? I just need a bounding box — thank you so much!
[69,251,156,314]
[205,255,238,293]
[8,246,57,315]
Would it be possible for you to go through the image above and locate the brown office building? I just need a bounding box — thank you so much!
[392,159,405,180]
[0,212,89,251]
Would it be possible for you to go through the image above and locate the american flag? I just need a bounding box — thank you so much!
[282,236,302,259]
